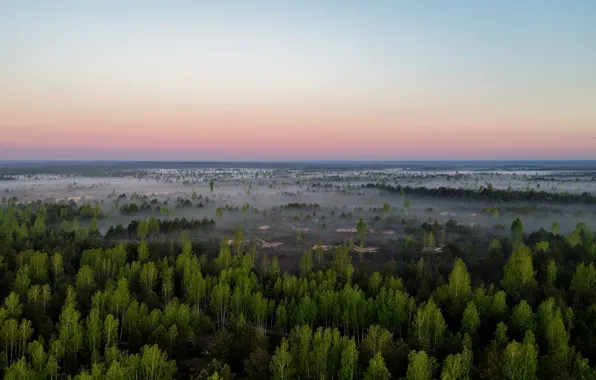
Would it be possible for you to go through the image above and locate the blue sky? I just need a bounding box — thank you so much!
[1,1,595,159]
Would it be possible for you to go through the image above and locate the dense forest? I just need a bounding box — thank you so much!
[1,201,596,379]
[365,183,596,205]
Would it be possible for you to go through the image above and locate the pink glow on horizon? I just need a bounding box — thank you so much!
[2,106,594,160]
[2,92,594,160]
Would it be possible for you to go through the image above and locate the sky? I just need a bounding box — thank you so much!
[1,0,595,160]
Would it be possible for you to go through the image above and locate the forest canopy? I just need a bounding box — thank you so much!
[0,198,596,379]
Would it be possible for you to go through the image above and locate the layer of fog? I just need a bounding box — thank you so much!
[2,168,595,252]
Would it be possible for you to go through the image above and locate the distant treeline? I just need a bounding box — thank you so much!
[105,217,216,239]
[2,159,596,173]
[4,201,103,224]
[119,199,204,215]
[366,183,596,204]
[275,202,321,210]
[119,203,144,214]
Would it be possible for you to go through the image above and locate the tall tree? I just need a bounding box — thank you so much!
[382,203,392,219]
[314,242,324,265]
[233,228,245,258]
[260,253,270,277]
[245,348,271,380]
[551,221,560,235]
[299,249,313,277]
[404,199,410,211]
[356,218,367,248]
[110,278,130,341]
[86,308,103,362]
[268,256,281,281]
[501,244,537,301]
[510,218,524,239]
[139,344,177,380]
[137,241,150,263]
[546,260,558,287]
[4,357,36,380]
[502,332,538,380]
[449,258,472,302]
[510,300,535,339]
[57,287,84,370]
[364,353,390,380]
[361,325,393,360]
[407,350,436,380]
[441,347,473,380]
[137,220,150,240]
[140,262,158,294]
[51,252,64,286]
[104,313,119,348]
[461,301,480,336]
[270,339,293,380]
[211,281,231,329]
[412,298,446,350]
[339,339,358,380]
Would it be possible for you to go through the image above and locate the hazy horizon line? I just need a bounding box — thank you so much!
[2,159,596,163]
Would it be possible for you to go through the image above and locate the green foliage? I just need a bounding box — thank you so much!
[364,352,390,380]
[137,220,150,240]
[268,256,281,280]
[339,339,358,380]
[407,350,436,380]
[441,346,472,380]
[448,258,471,302]
[412,298,446,350]
[501,244,537,300]
[546,260,557,286]
[510,300,535,339]
[461,302,480,335]
[299,249,313,277]
[1,200,596,379]
[197,359,235,380]
[503,332,538,380]
[233,228,244,257]
[270,339,293,380]
[551,221,560,235]
[138,240,150,262]
[245,347,270,380]
[356,218,367,247]
[510,218,524,238]
[422,231,436,249]
[361,325,393,360]
[382,203,392,218]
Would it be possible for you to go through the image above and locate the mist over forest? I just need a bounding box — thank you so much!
[1,160,596,379]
